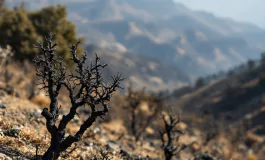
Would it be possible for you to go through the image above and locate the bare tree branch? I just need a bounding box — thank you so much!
[160,112,187,160]
[34,32,124,160]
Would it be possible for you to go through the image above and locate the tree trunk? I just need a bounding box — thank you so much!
[42,145,61,160]
[131,110,136,137]
[165,151,173,160]
[42,135,63,160]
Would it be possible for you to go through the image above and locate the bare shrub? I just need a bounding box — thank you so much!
[33,32,124,160]
[124,84,162,141]
[160,112,187,160]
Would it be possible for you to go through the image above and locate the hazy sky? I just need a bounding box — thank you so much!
[174,0,265,28]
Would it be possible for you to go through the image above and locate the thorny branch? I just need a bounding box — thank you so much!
[33,32,124,159]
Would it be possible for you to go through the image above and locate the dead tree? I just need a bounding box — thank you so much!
[33,32,124,160]
[135,97,162,140]
[160,113,186,160]
[125,85,161,141]
[125,86,146,139]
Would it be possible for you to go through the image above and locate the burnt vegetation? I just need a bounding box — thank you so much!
[124,85,162,141]
[160,112,187,160]
[33,32,124,159]
[1,2,265,159]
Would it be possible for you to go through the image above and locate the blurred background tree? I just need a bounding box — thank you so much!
[260,52,265,69]
[29,4,83,64]
[247,59,255,71]
[0,6,40,61]
[195,77,205,88]
[0,3,83,67]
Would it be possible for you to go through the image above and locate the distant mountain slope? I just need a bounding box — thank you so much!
[63,0,265,76]
[85,44,192,92]
[5,0,265,84]
[169,60,265,134]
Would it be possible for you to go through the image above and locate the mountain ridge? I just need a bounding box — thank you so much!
[5,0,265,90]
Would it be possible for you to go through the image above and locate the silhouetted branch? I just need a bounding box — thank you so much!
[34,32,124,160]
[160,112,186,160]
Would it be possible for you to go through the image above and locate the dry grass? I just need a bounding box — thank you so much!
[0,91,264,159]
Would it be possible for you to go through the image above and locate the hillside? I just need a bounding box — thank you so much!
[5,0,265,88]
[63,0,265,76]
[85,45,191,91]
[0,47,265,160]
[169,58,265,136]
[0,59,264,159]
